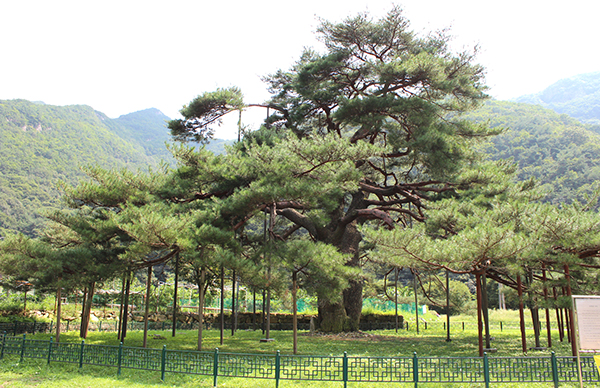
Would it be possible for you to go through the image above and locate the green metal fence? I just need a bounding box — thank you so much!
[1,333,598,387]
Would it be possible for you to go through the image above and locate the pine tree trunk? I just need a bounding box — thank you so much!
[172,252,179,337]
[143,266,152,348]
[531,307,541,348]
[317,222,362,332]
[476,272,484,357]
[82,282,95,339]
[197,267,206,351]
[481,273,491,349]
[55,285,62,343]
[80,287,88,338]
[121,273,131,341]
[517,274,527,353]
[117,274,126,340]
[292,271,298,354]
[231,270,236,336]
[564,264,577,357]
[220,265,225,345]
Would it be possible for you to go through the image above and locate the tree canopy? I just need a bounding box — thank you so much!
[166,6,495,332]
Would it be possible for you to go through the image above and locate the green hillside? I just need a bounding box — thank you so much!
[3,96,599,237]
[515,71,600,125]
[0,100,166,236]
[0,100,235,237]
[112,108,174,160]
[467,100,600,205]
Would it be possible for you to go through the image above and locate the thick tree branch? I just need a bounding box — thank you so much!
[339,208,395,230]
[276,208,319,240]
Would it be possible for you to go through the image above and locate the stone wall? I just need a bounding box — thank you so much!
[132,311,404,331]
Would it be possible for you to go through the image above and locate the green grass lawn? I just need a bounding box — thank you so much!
[29,309,577,357]
[0,309,598,387]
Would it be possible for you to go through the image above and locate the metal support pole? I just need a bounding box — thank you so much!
[413,352,419,388]
[446,270,451,342]
[413,271,419,334]
[343,351,348,388]
[117,342,123,376]
[213,348,219,387]
[551,351,559,388]
[79,340,85,368]
[161,345,167,381]
[275,350,281,388]
[47,336,53,364]
[172,252,179,337]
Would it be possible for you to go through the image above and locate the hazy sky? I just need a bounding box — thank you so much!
[2,0,599,139]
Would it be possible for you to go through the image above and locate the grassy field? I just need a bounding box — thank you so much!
[0,309,598,387]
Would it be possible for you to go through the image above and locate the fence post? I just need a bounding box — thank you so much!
[49,321,53,333]
[19,334,26,362]
[343,351,348,388]
[66,321,69,332]
[0,331,6,360]
[161,345,167,381]
[79,340,85,368]
[99,322,102,332]
[117,342,123,376]
[275,350,281,388]
[13,322,18,336]
[551,351,559,388]
[213,348,219,388]
[483,352,490,388]
[500,321,503,332]
[413,352,418,388]
[462,322,465,331]
[47,336,53,364]
[32,322,36,336]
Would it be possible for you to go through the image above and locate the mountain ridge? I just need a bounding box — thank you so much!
[0,100,170,235]
[515,71,600,125]
[3,70,600,237]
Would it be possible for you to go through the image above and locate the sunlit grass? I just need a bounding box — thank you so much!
[28,310,574,358]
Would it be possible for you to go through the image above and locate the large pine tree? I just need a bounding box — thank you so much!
[168,7,492,331]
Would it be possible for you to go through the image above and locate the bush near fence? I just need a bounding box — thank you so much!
[0,313,405,335]
[0,333,598,387]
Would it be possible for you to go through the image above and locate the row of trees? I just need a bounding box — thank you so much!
[1,7,600,356]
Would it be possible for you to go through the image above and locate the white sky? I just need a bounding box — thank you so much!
[1,0,599,139]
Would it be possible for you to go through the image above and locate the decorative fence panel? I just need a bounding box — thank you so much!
[219,352,276,379]
[488,356,554,383]
[0,333,599,386]
[50,341,82,364]
[81,343,119,367]
[280,354,343,382]
[120,346,162,371]
[419,356,485,384]
[164,349,214,375]
[346,355,412,383]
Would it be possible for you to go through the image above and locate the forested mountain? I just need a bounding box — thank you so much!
[0,100,173,236]
[112,108,173,159]
[466,100,600,205]
[515,71,600,125]
[0,100,234,237]
[3,93,600,238]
